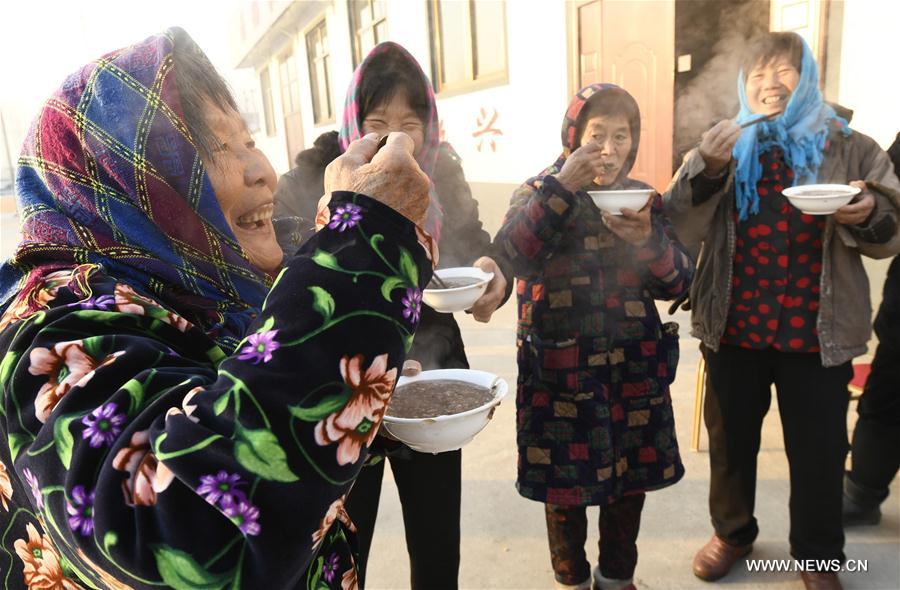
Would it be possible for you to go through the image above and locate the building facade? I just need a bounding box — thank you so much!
[230,0,900,234]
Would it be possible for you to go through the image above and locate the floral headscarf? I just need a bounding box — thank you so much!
[732,35,850,220]
[336,42,443,241]
[0,28,271,352]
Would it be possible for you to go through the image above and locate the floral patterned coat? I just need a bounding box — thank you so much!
[0,193,431,589]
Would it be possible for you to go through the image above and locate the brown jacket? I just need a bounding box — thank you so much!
[663,128,900,366]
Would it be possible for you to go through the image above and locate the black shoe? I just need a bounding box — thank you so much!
[842,474,884,526]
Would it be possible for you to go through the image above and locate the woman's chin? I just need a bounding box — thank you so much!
[236,225,283,272]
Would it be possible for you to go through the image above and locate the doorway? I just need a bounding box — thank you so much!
[570,0,675,191]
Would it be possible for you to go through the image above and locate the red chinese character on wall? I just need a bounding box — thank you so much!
[473,107,503,152]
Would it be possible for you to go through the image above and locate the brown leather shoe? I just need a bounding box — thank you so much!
[692,535,752,581]
[800,571,843,590]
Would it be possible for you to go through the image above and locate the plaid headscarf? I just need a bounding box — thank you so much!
[0,28,271,352]
[538,83,642,187]
[336,42,443,241]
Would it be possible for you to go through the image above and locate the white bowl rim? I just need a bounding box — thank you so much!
[782,184,861,198]
[586,188,655,197]
[383,369,508,423]
[423,267,494,294]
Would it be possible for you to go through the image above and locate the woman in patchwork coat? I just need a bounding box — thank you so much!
[494,84,694,590]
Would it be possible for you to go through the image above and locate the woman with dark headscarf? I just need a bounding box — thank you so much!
[663,32,900,590]
[0,29,433,589]
[494,84,693,590]
[274,42,511,589]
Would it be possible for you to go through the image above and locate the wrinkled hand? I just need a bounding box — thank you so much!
[324,132,431,227]
[468,257,507,323]
[554,141,606,192]
[602,194,654,245]
[699,119,741,176]
[833,181,875,226]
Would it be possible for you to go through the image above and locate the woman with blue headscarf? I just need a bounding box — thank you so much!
[663,32,900,590]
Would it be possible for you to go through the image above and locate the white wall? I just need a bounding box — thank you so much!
[837,0,900,150]
[382,0,570,185]
[248,0,571,183]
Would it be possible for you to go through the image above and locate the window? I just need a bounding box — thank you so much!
[306,19,334,124]
[278,51,301,117]
[259,67,276,136]
[349,0,388,67]
[428,0,508,94]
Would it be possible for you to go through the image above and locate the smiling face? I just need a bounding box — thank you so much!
[744,54,800,116]
[361,89,425,157]
[202,102,282,273]
[578,114,633,186]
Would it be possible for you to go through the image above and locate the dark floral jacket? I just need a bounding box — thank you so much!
[0,193,430,589]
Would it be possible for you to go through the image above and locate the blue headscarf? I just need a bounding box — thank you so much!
[732,36,849,220]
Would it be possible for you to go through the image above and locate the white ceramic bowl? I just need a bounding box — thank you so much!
[421,267,493,313]
[587,188,654,215]
[382,369,508,454]
[782,184,860,215]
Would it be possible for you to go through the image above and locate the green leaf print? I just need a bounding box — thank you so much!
[152,544,231,590]
[54,412,85,468]
[234,424,299,482]
[312,249,342,272]
[398,246,418,286]
[82,336,104,359]
[288,387,351,422]
[122,378,144,416]
[213,391,231,416]
[8,432,28,462]
[71,310,118,323]
[0,350,19,387]
[308,287,335,322]
[206,345,227,364]
[258,316,275,333]
[380,276,406,302]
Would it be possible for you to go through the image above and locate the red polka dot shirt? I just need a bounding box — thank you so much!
[722,148,826,352]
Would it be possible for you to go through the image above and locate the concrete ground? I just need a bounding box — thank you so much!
[1,197,898,589]
[363,301,900,590]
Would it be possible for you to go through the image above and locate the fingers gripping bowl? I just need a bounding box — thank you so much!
[421,267,493,313]
[382,369,508,454]
[782,184,861,215]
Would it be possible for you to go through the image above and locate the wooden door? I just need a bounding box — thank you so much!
[574,0,674,191]
[770,0,827,64]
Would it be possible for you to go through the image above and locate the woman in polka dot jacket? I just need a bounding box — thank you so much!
[663,32,900,590]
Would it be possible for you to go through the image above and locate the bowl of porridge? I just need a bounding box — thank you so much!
[587,188,654,215]
[382,369,508,454]
[421,267,494,313]
[782,184,860,215]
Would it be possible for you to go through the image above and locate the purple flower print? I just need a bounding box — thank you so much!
[197,471,247,507]
[81,402,126,448]
[23,468,43,510]
[328,203,363,232]
[66,485,94,537]
[401,288,422,324]
[322,553,341,584]
[221,498,261,536]
[238,329,280,364]
[323,552,340,582]
[79,294,115,310]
